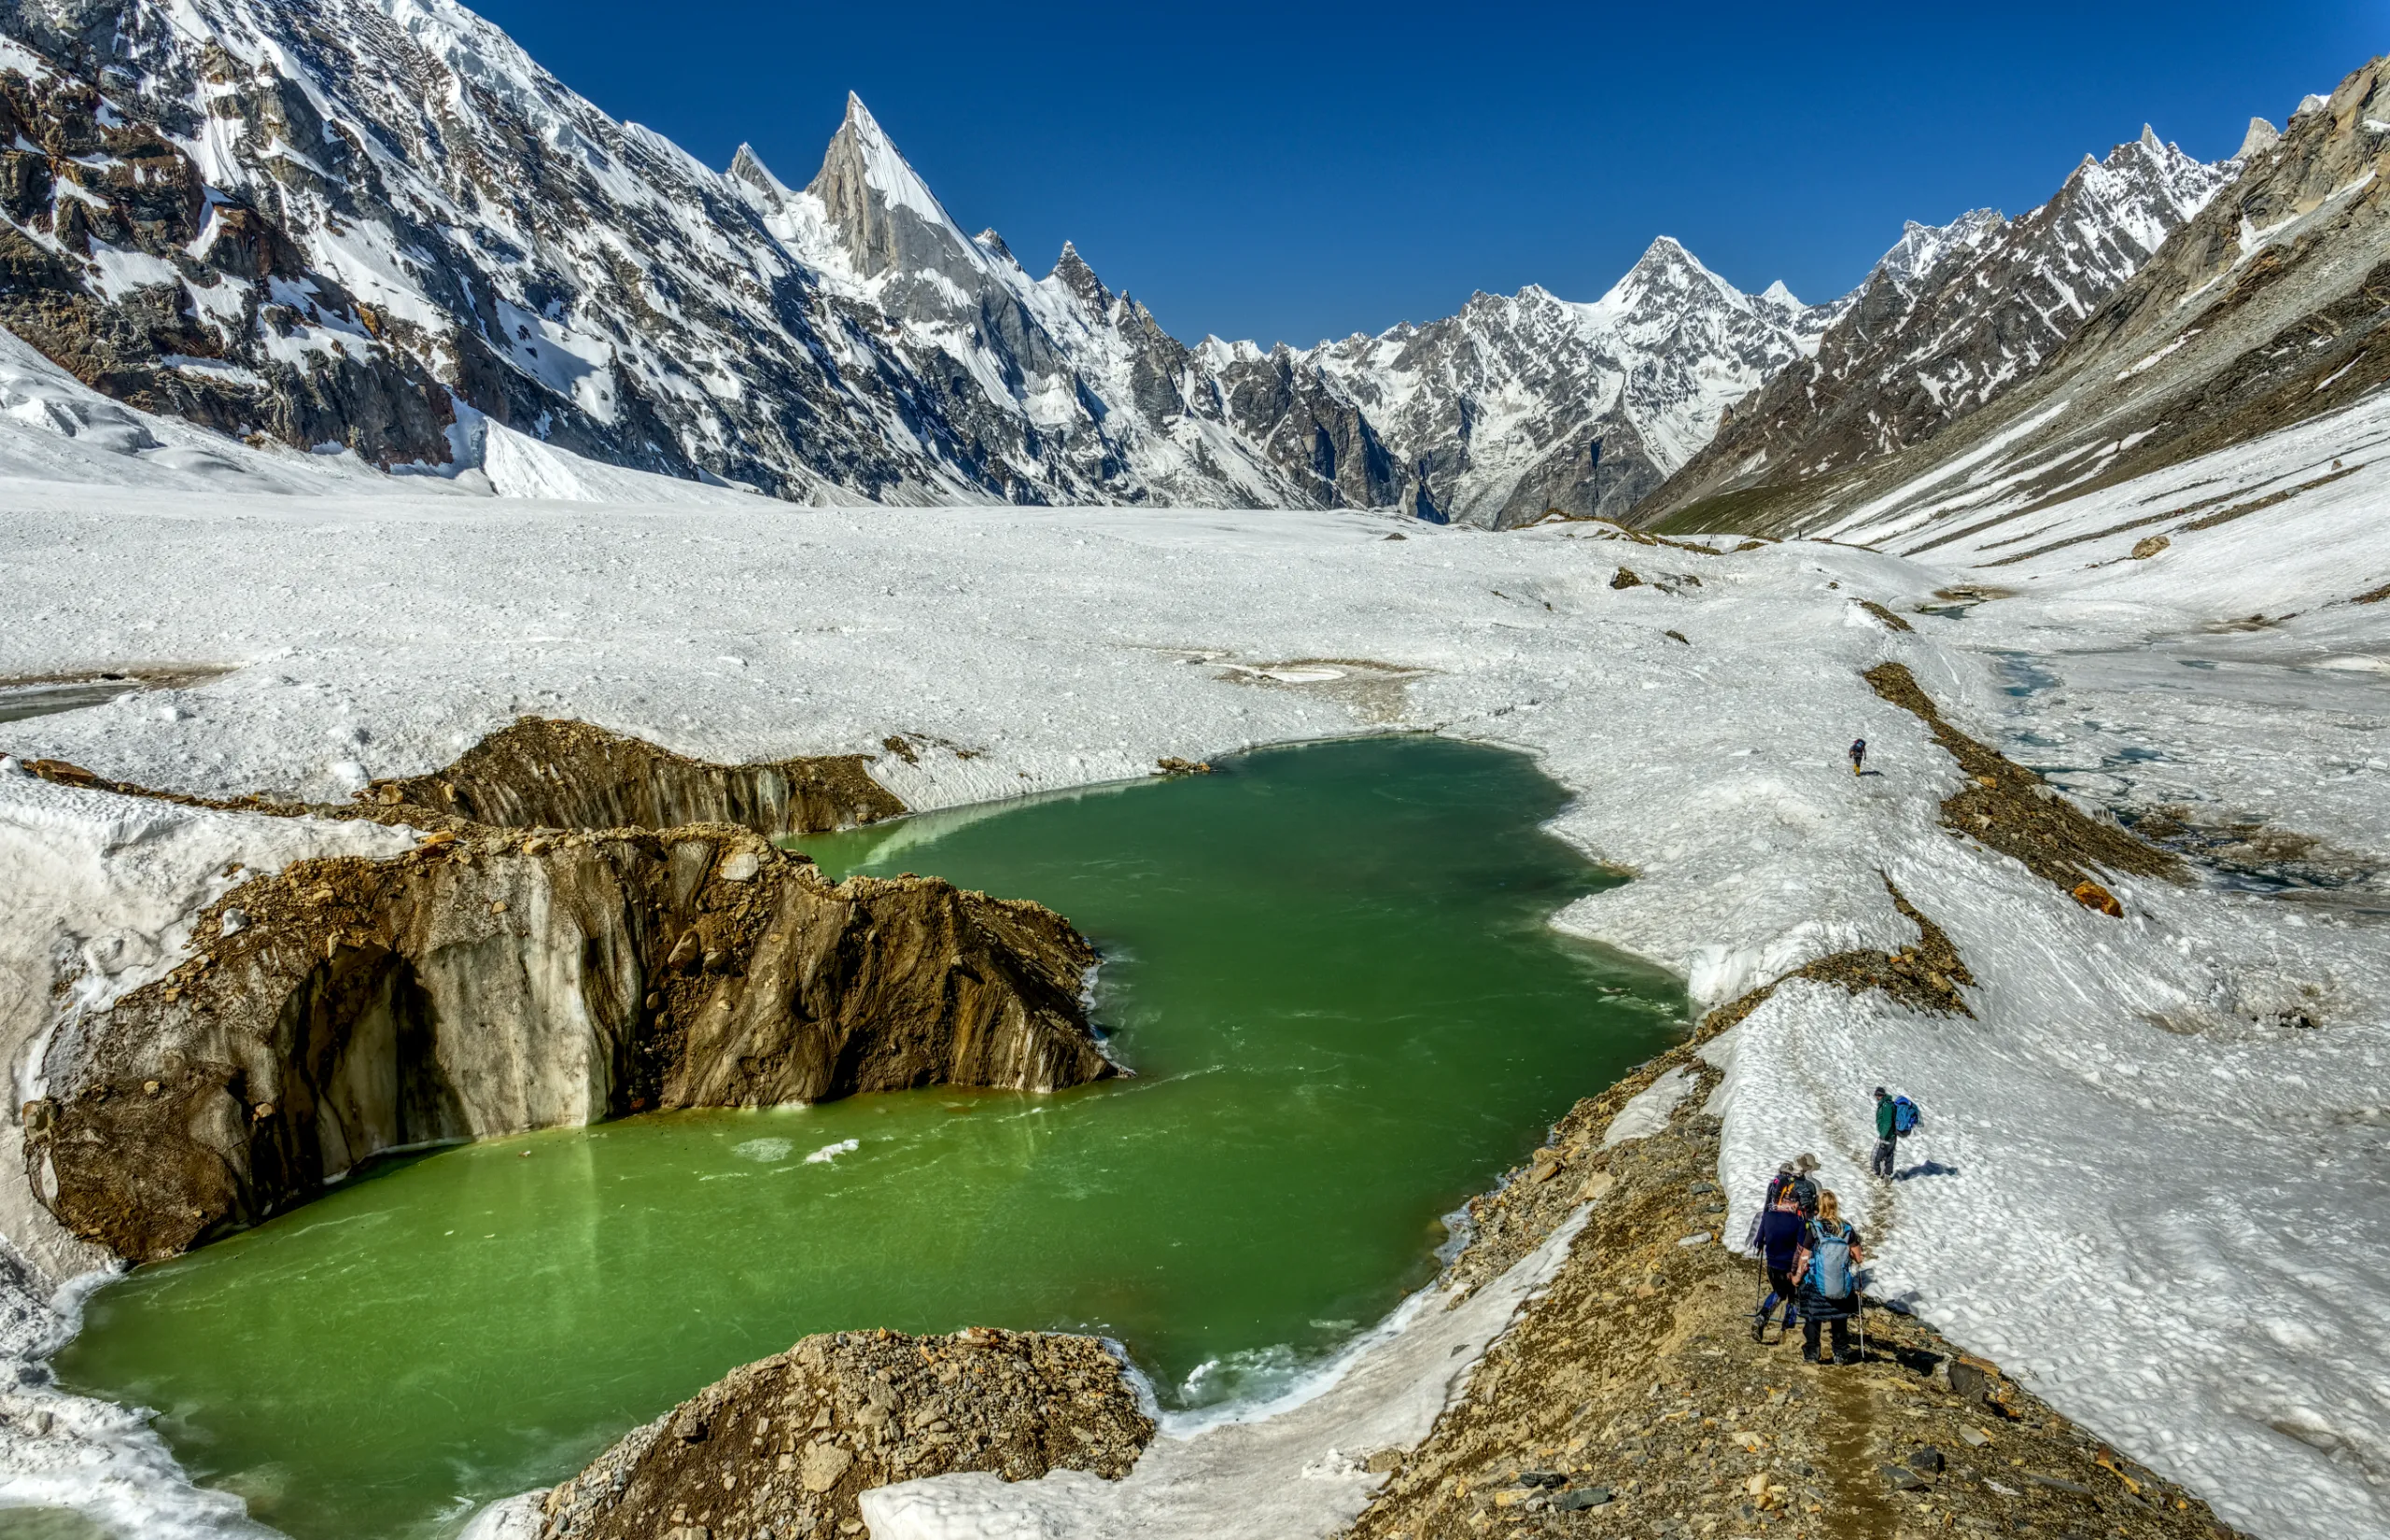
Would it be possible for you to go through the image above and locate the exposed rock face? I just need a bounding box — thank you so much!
[1640,130,2237,530]
[538,1327,1151,1540]
[0,49,457,465]
[1209,343,1403,510]
[1680,56,2390,545]
[367,717,906,835]
[24,826,1108,1262]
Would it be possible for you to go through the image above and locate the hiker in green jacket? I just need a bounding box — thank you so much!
[1873,1086,1921,1178]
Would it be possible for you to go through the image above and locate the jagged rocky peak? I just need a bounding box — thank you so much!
[726,143,793,206]
[1051,240,1114,313]
[1876,210,2005,289]
[1603,234,1734,305]
[975,227,1017,264]
[804,91,971,280]
[1633,119,2241,530]
[2051,123,2228,243]
[2238,117,2282,157]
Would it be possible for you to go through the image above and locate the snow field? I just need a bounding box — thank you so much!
[0,399,2383,1538]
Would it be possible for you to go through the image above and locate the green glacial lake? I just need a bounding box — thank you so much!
[55,736,1687,1540]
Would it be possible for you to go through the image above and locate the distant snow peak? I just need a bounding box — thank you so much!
[1611,234,1723,300]
[726,143,791,204]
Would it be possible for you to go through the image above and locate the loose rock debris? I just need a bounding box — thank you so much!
[540,1327,1152,1540]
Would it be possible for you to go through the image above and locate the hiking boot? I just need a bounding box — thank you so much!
[1801,1347,1821,1364]
[1834,1351,1863,1365]
[1750,1315,1766,1343]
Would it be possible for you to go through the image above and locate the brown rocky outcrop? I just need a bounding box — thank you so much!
[24,826,1108,1262]
[538,1326,1151,1540]
[363,717,907,835]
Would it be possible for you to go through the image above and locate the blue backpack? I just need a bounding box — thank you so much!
[1806,1221,1855,1299]
[1891,1096,1921,1135]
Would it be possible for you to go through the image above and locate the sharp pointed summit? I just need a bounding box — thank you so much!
[805,91,972,281]
[1051,242,1112,314]
[725,143,790,206]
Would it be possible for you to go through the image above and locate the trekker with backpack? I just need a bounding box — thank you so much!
[1789,1153,1821,1215]
[1873,1087,1921,1178]
[1849,738,1867,776]
[1792,1190,1866,1365]
[1750,1186,1807,1342]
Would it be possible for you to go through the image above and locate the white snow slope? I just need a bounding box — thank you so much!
[0,373,2385,1540]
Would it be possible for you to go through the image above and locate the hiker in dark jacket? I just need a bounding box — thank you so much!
[1872,1087,1918,1178]
[1792,1189,1865,1365]
[1849,738,1866,776]
[1750,1188,1807,1341]
[1789,1152,1821,1215]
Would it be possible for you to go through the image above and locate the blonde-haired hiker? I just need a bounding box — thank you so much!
[1792,1189,1865,1365]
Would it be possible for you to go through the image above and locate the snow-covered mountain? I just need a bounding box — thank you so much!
[0,0,1326,507]
[1640,127,2239,526]
[0,0,2250,528]
[1729,58,2390,549]
[0,0,1849,521]
[1272,239,1846,526]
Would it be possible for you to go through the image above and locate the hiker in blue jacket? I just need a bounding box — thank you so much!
[1750,1185,1807,1342]
[1792,1189,1866,1365]
[1872,1086,1921,1177]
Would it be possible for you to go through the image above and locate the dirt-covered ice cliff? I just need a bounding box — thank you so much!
[21,817,1106,1263]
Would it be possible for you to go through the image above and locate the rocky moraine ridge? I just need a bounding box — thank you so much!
[538,1327,1153,1540]
[0,0,2237,525]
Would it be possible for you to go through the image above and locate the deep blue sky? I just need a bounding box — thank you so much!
[473,0,2381,345]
